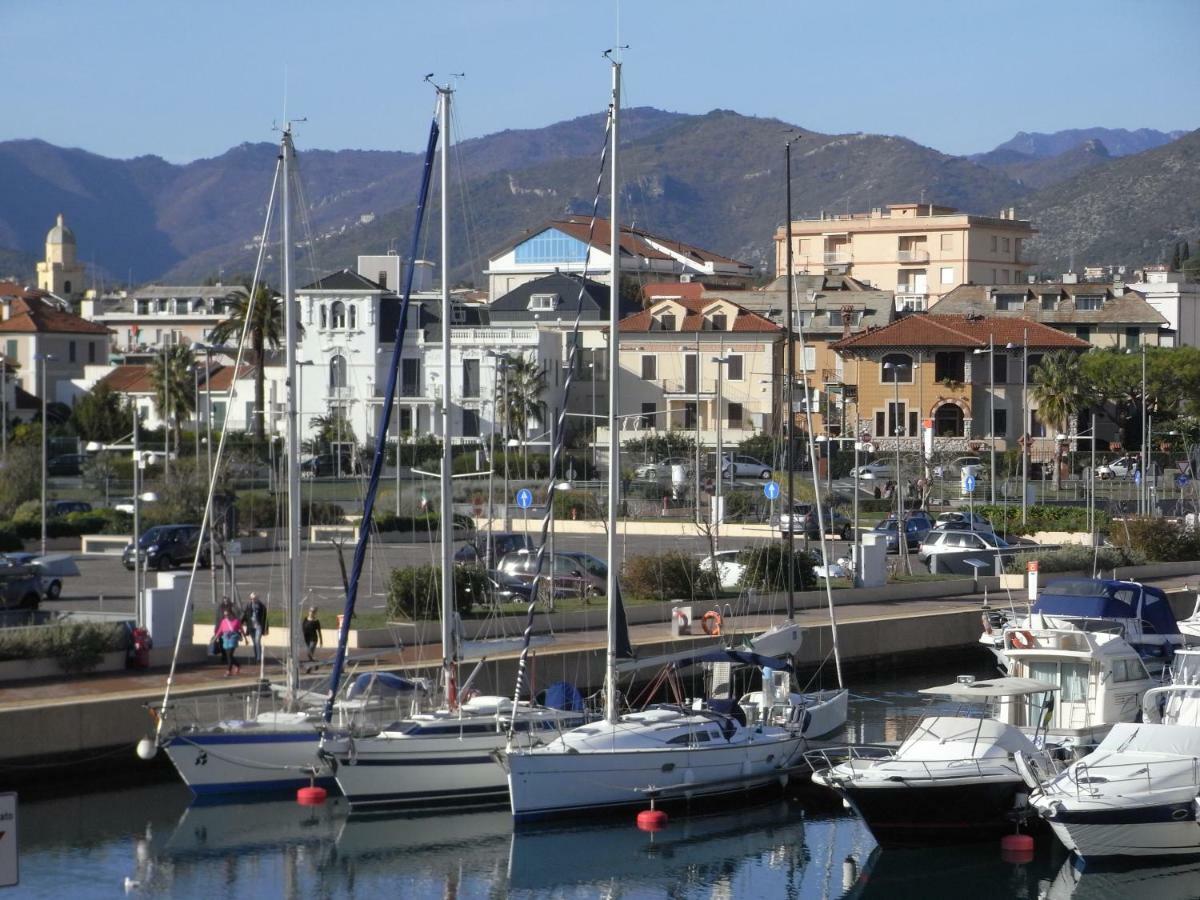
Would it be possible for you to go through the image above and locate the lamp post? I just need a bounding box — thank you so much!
[0,353,7,466]
[973,336,998,505]
[37,352,56,558]
[1141,343,1148,516]
[1007,329,1029,525]
[711,355,731,540]
[883,359,909,570]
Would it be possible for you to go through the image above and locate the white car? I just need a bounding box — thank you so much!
[1096,456,1138,480]
[811,549,850,580]
[721,455,772,480]
[949,456,985,479]
[849,461,894,481]
[634,457,692,481]
[700,550,744,589]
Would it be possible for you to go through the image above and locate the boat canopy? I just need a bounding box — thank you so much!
[1035,579,1180,637]
[918,676,1059,698]
[899,716,1041,758]
[1097,722,1200,757]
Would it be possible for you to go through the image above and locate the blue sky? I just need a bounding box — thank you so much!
[3,0,1196,162]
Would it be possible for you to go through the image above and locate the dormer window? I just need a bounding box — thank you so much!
[1040,294,1057,311]
[995,293,1025,311]
[659,313,676,331]
[528,293,558,312]
[792,311,814,329]
[710,313,728,331]
[1075,295,1104,311]
[451,305,467,324]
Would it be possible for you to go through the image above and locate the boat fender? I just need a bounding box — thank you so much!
[800,710,812,735]
[980,612,993,636]
[701,611,722,636]
[1009,629,1036,650]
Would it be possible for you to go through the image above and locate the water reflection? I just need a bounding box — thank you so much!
[1041,855,1200,900]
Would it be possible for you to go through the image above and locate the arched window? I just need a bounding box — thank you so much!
[331,301,346,329]
[320,305,328,329]
[348,305,357,330]
[329,354,347,389]
[934,402,965,437]
[881,352,914,383]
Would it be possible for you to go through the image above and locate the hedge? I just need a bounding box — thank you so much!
[736,546,818,592]
[976,504,1108,537]
[623,552,717,602]
[385,564,488,619]
[1005,545,1145,575]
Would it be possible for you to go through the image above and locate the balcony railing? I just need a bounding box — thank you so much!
[450,327,539,345]
[897,249,930,263]
[823,251,851,265]
[661,380,714,396]
[895,292,927,312]
[329,386,355,400]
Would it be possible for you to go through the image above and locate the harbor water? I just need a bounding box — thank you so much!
[13,661,1200,899]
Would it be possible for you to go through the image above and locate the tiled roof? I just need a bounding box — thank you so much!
[97,365,154,393]
[619,297,781,334]
[0,296,110,335]
[205,363,258,391]
[829,314,1091,352]
[932,284,1168,326]
[301,270,393,292]
[642,282,705,302]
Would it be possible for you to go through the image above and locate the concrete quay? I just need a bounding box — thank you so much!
[2,572,1197,790]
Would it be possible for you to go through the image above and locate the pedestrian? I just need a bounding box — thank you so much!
[241,592,268,664]
[302,606,323,661]
[214,600,244,676]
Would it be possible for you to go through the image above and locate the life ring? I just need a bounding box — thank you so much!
[701,611,722,636]
[1009,629,1036,650]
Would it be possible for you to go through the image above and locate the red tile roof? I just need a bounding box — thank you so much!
[0,296,110,335]
[205,363,257,391]
[642,282,705,301]
[97,365,154,393]
[619,297,781,334]
[829,314,1090,352]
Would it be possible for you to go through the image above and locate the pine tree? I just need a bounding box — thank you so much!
[1171,243,1182,271]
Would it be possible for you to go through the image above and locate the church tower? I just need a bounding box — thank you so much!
[36,213,86,298]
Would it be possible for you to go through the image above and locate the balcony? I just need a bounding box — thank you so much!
[661,380,714,397]
[451,327,539,345]
[329,386,355,400]
[894,291,927,312]
[823,251,851,265]
[897,249,930,264]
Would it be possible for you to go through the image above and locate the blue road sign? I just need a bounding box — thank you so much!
[964,474,977,493]
[1135,470,1143,485]
[763,480,781,500]
[515,488,534,509]
[1177,474,1190,488]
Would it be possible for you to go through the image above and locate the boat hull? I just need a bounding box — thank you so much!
[164,729,333,797]
[1045,797,1200,858]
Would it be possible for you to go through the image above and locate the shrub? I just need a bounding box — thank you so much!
[622,552,717,602]
[736,546,817,592]
[0,622,126,671]
[1005,544,1145,575]
[11,500,43,524]
[0,526,22,552]
[977,504,1107,537]
[624,433,697,460]
[1109,517,1200,563]
[723,490,763,522]
[385,564,486,620]
[552,490,602,520]
[736,433,778,469]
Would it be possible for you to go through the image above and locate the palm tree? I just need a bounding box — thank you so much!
[151,344,196,450]
[209,286,300,439]
[499,353,547,441]
[1030,350,1091,489]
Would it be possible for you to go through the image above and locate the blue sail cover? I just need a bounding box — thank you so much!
[1035,578,1181,637]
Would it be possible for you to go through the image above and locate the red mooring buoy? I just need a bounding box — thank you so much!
[297,785,328,806]
[636,808,668,832]
[999,832,1034,862]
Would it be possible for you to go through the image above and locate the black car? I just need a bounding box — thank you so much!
[454,532,534,570]
[301,452,360,478]
[51,500,92,516]
[47,454,87,476]
[123,524,210,571]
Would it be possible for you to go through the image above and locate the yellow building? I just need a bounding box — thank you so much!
[773,203,1036,310]
[36,214,86,299]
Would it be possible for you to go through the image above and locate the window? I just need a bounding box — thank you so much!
[940,234,953,251]
[992,353,1008,384]
[940,266,955,285]
[1041,293,1057,311]
[64,280,72,294]
[331,301,346,329]
[829,309,861,327]
[726,355,744,381]
[462,409,480,437]
[5,340,15,360]
[329,354,347,389]
[1027,353,1043,381]
[992,408,1007,436]
[990,236,998,252]
[640,402,656,429]
[451,305,466,324]
[320,305,328,329]
[514,229,590,264]
[995,293,1024,311]
[683,402,697,429]
[659,313,676,331]
[909,410,919,437]
[934,351,965,383]
[528,293,558,311]
[933,403,964,437]
[1030,410,1046,438]
[1075,295,1103,311]
[1001,270,1010,283]
[463,359,480,398]
[398,407,412,432]
[1125,327,1140,350]
[68,341,76,363]
[640,355,657,381]
[874,410,886,437]
[801,345,816,372]
[1015,271,1024,282]
[377,270,388,289]
[401,359,421,397]
[1002,237,1011,252]
[887,401,906,436]
[710,313,727,331]
[881,353,913,382]
[792,310,814,328]
[1076,326,1092,342]
[728,402,744,428]
[348,305,357,329]
[88,342,96,363]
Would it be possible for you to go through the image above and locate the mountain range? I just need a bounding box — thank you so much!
[0,116,1195,289]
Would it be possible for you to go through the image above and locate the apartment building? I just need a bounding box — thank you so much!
[82,284,248,353]
[1127,266,1200,347]
[773,203,1036,310]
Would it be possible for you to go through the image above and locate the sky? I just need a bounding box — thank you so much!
[2,0,1197,162]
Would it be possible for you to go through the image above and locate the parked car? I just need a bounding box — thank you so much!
[454,532,534,570]
[700,550,745,589]
[111,497,136,515]
[495,550,605,601]
[774,503,854,539]
[634,457,693,481]
[721,454,772,480]
[47,453,87,476]
[300,451,361,478]
[2,552,79,600]
[869,512,934,552]
[122,524,210,571]
[849,461,894,481]
[933,510,993,532]
[1096,456,1138,480]
[810,548,850,580]
[0,557,43,610]
[917,529,1016,574]
[51,500,92,516]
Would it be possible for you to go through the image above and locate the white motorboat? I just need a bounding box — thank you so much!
[808,676,1062,845]
[1029,648,1200,859]
[1178,591,1200,645]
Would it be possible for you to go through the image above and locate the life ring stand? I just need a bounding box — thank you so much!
[701,610,722,636]
[1009,629,1036,650]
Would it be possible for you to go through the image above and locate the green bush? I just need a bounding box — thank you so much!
[723,490,763,522]
[1110,517,1200,563]
[11,500,43,523]
[624,433,697,460]
[976,504,1110,537]
[0,526,22,552]
[622,551,717,602]
[1005,544,1145,575]
[736,545,818,592]
[736,433,778,468]
[552,490,602,520]
[0,622,127,671]
[385,564,486,620]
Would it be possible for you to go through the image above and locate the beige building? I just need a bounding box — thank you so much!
[609,295,782,447]
[82,284,249,354]
[0,285,111,404]
[36,214,87,299]
[774,203,1036,310]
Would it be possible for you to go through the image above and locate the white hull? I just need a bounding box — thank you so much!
[507,730,803,820]
[1048,818,1200,859]
[164,725,330,796]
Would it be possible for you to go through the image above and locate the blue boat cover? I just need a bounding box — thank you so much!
[1035,579,1180,637]
[673,649,795,672]
[541,681,584,711]
[346,672,424,700]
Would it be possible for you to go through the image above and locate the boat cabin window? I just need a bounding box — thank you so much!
[1111,658,1150,683]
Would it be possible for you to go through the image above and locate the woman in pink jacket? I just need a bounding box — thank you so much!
[214,600,244,676]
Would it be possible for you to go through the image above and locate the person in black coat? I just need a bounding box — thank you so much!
[241,593,269,664]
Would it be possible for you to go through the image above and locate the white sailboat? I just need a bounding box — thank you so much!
[325,82,583,812]
[503,57,836,822]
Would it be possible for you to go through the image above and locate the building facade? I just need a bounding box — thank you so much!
[0,288,111,403]
[773,203,1036,310]
[1127,267,1200,347]
[81,284,249,354]
[36,214,86,300]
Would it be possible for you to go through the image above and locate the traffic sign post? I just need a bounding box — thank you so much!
[763,480,780,500]
[964,473,977,530]
[515,489,533,509]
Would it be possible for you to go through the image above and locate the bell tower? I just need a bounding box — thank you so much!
[36,213,86,298]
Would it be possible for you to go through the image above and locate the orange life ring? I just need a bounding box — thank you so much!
[701,611,722,636]
[1009,629,1036,650]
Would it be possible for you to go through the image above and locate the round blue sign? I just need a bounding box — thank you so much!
[1176,474,1190,488]
[1135,470,1142,485]
[763,480,781,500]
[964,474,977,493]
[516,488,534,509]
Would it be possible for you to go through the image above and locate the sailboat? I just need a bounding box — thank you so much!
[320,82,583,812]
[502,57,843,822]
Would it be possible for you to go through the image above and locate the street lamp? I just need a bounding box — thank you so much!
[883,359,910,570]
[1006,329,1029,525]
[36,352,56,558]
[711,355,732,533]
[1126,344,1149,515]
[972,336,999,505]
[0,353,8,466]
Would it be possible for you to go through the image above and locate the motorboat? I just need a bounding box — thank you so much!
[1178,591,1200,644]
[808,676,1061,845]
[981,578,1185,673]
[1028,648,1200,859]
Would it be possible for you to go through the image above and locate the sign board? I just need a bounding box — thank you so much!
[1027,559,1039,602]
[1026,560,1039,573]
[763,480,781,501]
[0,792,16,887]
[964,474,977,493]
[515,488,533,510]
[1135,470,1142,485]
[1177,474,1190,488]
[226,540,243,557]
[1177,460,1192,476]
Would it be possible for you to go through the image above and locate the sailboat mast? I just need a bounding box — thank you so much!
[438,86,456,701]
[281,127,302,699]
[604,58,621,725]
[783,138,796,622]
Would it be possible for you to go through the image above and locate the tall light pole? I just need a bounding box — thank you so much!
[973,336,998,505]
[1141,343,1148,516]
[37,352,56,558]
[1007,329,1029,525]
[0,353,7,466]
[712,355,730,541]
[883,359,909,570]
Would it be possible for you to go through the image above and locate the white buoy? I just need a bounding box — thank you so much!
[136,738,158,760]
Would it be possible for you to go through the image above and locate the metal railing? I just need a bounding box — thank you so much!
[897,249,930,263]
[1055,755,1200,801]
[823,251,851,265]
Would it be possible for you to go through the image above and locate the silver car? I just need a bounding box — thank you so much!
[918,529,1015,574]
